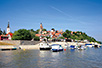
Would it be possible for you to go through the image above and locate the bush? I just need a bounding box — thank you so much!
[34,36,40,41]
[12,29,32,40]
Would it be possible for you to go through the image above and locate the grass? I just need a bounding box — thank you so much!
[0,42,15,45]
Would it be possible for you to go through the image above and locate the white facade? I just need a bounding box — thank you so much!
[7,21,10,34]
[7,28,10,34]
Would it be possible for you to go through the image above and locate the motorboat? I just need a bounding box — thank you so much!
[39,42,51,50]
[70,45,77,49]
[77,45,86,50]
[94,45,99,48]
[85,44,94,48]
[51,44,63,52]
[0,48,17,51]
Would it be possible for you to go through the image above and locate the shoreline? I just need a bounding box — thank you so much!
[0,42,101,50]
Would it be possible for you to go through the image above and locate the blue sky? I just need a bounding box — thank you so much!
[0,0,102,41]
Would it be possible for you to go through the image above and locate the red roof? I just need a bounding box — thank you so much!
[6,32,13,37]
[36,34,49,37]
[51,32,55,35]
[55,33,60,36]
[47,31,50,33]
[0,35,8,37]
[35,34,41,37]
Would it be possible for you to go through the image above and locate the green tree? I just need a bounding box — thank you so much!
[66,34,71,38]
[2,30,6,35]
[42,29,47,31]
[0,28,2,35]
[34,36,40,41]
[59,36,65,39]
[12,29,32,40]
[62,29,97,42]
[36,29,40,34]
[51,28,55,31]
[62,32,67,38]
[29,29,35,32]
[30,31,35,39]
[65,30,71,34]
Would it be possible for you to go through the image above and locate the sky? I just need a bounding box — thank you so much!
[0,0,102,41]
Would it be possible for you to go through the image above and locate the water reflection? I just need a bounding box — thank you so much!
[0,48,102,68]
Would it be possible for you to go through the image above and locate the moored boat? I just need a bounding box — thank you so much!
[51,44,63,52]
[94,45,99,48]
[70,45,77,49]
[77,45,86,50]
[0,48,17,51]
[39,42,51,50]
[85,44,94,48]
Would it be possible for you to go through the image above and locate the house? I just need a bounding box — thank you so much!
[0,35,8,40]
[6,32,13,40]
[0,21,13,40]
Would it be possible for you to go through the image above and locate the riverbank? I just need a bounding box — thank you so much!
[0,42,67,50]
[0,42,15,45]
[0,42,101,50]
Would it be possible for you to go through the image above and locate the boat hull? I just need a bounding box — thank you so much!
[40,48,51,50]
[52,49,63,52]
[1,48,17,51]
[70,45,75,49]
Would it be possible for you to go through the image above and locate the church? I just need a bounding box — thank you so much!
[0,21,13,40]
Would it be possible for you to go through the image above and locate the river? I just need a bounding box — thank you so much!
[0,47,102,68]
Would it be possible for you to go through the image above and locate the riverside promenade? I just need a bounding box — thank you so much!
[0,41,86,50]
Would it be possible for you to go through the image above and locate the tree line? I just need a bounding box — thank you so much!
[12,29,40,41]
[62,30,96,42]
[2,28,101,44]
[0,28,6,35]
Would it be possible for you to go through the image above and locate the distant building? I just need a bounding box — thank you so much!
[6,32,13,40]
[7,21,10,34]
[6,21,13,40]
[0,21,13,40]
[35,23,64,41]
[39,23,43,34]
[0,35,8,40]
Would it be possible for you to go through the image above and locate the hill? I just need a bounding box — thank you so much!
[62,30,96,42]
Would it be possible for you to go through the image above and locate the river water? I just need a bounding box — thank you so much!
[0,47,102,68]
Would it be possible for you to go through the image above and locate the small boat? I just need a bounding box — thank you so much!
[39,42,51,50]
[94,45,99,48]
[70,45,77,49]
[85,44,94,48]
[77,45,86,50]
[1,48,17,51]
[64,44,68,48]
[51,44,63,52]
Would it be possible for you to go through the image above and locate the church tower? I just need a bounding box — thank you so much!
[7,21,10,34]
[39,23,43,34]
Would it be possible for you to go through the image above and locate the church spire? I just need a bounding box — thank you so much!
[7,20,10,28]
[7,20,10,34]
[39,23,43,34]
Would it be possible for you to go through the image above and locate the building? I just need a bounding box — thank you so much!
[7,21,10,34]
[39,23,43,34]
[0,21,13,40]
[6,21,13,40]
[6,32,13,40]
[35,23,64,41]
[0,35,8,40]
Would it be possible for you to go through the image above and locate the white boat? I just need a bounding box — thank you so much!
[39,42,51,50]
[85,44,94,48]
[77,45,86,50]
[51,44,63,52]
